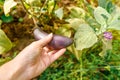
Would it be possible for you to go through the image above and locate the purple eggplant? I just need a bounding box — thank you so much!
[33,27,73,49]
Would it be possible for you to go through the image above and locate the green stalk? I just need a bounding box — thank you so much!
[51,0,57,15]
[20,0,31,15]
[79,51,83,80]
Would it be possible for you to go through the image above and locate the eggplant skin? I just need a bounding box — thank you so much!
[33,28,73,49]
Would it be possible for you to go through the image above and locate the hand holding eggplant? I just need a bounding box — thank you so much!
[33,27,73,49]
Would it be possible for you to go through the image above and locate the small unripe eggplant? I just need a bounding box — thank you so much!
[33,27,73,49]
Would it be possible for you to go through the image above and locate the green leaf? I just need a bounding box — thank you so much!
[1,14,13,23]
[0,20,2,28]
[0,0,4,5]
[48,0,55,13]
[18,17,24,22]
[55,7,63,20]
[94,7,111,26]
[0,29,12,54]
[106,1,115,13]
[74,24,98,50]
[3,0,17,15]
[108,6,120,30]
[0,57,12,65]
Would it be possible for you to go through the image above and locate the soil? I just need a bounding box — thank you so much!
[1,13,35,57]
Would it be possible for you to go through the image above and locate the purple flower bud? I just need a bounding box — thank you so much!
[103,32,113,40]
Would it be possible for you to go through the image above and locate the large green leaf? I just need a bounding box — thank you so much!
[0,29,12,54]
[108,6,120,30]
[74,24,98,50]
[94,7,111,26]
[1,14,13,23]
[4,0,17,15]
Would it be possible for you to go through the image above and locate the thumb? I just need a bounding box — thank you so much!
[15,33,53,59]
[35,33,53,48]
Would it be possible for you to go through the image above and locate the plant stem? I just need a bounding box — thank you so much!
[51,0,57,15]
[20,0,31,15]
[38,0,49,19]
[80,51,83,80]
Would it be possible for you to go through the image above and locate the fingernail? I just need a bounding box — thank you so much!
[48,33,53,37]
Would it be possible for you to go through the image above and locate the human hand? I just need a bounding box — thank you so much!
[0,33,66,80]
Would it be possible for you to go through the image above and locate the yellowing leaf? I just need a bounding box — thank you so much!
[55,24,72,37]
[67,44,82,61]
[68,6,85,18]
[25,0,41,7]
[0,29,12,54]
[0,46,5,54]
[67,18,85,30]
[4,0,17,15]
[25,0,36,4]
[74,24,98,50]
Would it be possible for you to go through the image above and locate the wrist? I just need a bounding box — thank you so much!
[9,58,30,80]
[0,60,29,80]
[0,60,18,80]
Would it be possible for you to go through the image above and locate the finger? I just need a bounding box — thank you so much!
[43,47,50,52]
[48,50,58,56]
[51,48,66,62]
[42,47,51,55]
[27,33,53,55]
[35,33,53,48]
